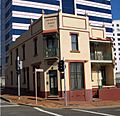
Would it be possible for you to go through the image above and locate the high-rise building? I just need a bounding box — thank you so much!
[0,0,1,77]
[112,20,120,73]
[1,0,113,77]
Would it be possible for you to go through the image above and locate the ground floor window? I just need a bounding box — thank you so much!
[70,62,84,90]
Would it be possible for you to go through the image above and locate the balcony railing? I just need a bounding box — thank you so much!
[44,48,59,58]
[90,52,112,60]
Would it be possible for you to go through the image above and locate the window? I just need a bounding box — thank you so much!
[5,44,9,52]
[11,71,13,85]
[118,43,120,45]
[22,44,25,60]
[33,38,37,56]
[117,33,120,36]
[117,28,120,31]
[118,38,120,41]
[16,48,18,58]
[10,52,12,65]
[23,68,26,84]
[5,56,9,63]
[70,62,84,90]
[71,34,78,51]
[116,24,119,27]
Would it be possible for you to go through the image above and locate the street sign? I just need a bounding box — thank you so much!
[35,69,44,72]
[19,61,23,70]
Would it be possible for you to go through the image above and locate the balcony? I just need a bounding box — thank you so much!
[44,48,59,59]
[90,52,112,61]
[90,42,112,61]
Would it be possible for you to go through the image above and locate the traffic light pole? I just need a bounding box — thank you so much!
[16,56,21,100]
[58,59,67,106]
[18,73,20,100]
[64,64,67,106]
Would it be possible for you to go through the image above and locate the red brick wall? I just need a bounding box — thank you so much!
[99,87,120,100]
[67,89,92,101]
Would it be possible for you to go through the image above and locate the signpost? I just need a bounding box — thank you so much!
[35,68,44,104]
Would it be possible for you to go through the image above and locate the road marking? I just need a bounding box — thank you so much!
[34,107,63,116]
[72,109,116,116]
[0,105,20,108]
[0,100,6,103]
[115,109,120,111]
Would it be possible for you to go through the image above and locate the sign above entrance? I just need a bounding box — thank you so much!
[44,17,58,30]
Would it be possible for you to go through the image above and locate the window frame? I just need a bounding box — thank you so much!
[70,62,84,90]
[33,37,38,56]
[22,44,25,60]
[11,71,13,85]
[10,52,12,65]
[23,67,26,84]
[70,33,79,52]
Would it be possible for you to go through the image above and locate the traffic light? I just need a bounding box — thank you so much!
[58,60,64,72]
[16,56,20,74]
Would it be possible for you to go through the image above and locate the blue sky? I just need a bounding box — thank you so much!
[111,0,120,20]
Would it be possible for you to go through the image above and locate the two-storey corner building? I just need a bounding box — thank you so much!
[2,0,113,86]
[5,12,120,101]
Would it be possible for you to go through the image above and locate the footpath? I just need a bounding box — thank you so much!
[1,94,120,109]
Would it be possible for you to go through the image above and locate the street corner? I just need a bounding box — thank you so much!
[0,95,12,103]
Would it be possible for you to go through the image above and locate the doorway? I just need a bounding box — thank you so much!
[49,70,58,95]
[100,66,106,86]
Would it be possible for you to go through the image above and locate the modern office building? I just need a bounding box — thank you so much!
[112,20,120,73]
[2,0,113,79]
[0,0,2,77]
[6,12,120,101]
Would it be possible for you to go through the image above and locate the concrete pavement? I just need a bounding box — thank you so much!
[1,94,120,109]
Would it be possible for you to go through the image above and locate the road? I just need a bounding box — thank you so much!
[1,98,120,116]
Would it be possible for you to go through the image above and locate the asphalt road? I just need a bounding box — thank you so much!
[1,98,120,116]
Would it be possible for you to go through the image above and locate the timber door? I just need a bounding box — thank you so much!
[49,70,58,95]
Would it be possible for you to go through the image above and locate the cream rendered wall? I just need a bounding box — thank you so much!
[64,62,69,91]
[91,65,98,87]
[6,30,46,91]
[89,26,106,39]
[60,30,90,61]
[59,29,92,90]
